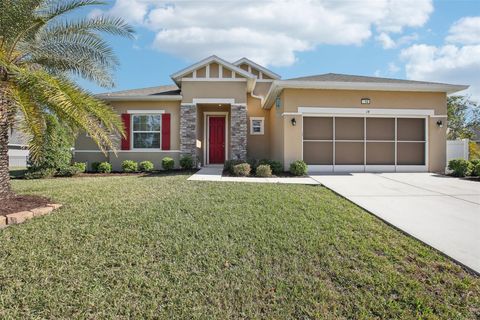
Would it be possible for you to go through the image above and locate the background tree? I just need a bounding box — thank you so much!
[0,0,134,199]
[447,96,480,140]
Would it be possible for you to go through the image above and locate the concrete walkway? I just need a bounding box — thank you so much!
[188,166,319,185]
[310,173,480,273]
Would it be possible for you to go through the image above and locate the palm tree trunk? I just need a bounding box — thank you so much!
[0,87,12,200]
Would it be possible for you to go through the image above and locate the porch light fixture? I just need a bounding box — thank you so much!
[291,118,297,126]
[436,120,443,128]
[361,98,370,105]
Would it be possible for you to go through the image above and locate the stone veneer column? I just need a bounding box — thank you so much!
[180,103,197,157]
[230,104,247,160]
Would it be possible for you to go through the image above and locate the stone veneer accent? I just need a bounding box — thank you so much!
[180,104,197,157]
[230,104,247,160]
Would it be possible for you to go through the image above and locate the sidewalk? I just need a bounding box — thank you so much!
[188,166,319,185]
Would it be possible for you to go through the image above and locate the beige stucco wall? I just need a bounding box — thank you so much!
[246,95,270,160]
[252,82,273,98]
[280,89,448,172]
[268,91,285,164]
[74,100,181,170]
[181,81,248,104]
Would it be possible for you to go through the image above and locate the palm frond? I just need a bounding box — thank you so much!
[37,0,105,21]
[10,64,124,155]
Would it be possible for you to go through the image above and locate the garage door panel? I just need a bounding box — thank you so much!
[304,117,333,140]
[335,118,364,140]
[335,142,364,165]
[397,142,425,165]
[366,142,395,165]
[397,118,425,141]
[304,142,333,165]
[366,118,395,141]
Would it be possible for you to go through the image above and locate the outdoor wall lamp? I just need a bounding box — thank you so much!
[436,120,443,128]
[291,118,297,126]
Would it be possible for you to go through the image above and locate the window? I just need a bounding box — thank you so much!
[132,114,161,149]
[250,117,264,135]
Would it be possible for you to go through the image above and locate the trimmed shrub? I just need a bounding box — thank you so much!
[97,162,112,173]
[24,168,56,180]
[471,162,480,177]
[259,159,283,175]
[447,159,472,177]
[233,163,251,176]
[139,161,154,172]
[91,162,101,173]
[256,164,272,177]
[180,155,194,169]
[290,160,308,176]
[224,159,243,174]
[162,157,175,171]
[73,162,86,173]
[56,166,81,177]
[122,160,138,173]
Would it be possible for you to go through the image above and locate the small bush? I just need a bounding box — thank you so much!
[471,162,480,177]
[122,160,138,173]
[180,155,194,169]
[233,163,251,176]
[73,162,86,173]
[224,159,243,174]
[24,168,56,180]
[447,159,472,177]
[139,161,154,172]
[162,157,175,171]
[290,160,308,176]
[259,159,283,175]
[91,162,101,172]
[56,166,81,177]
[256,164,272,177]
[97,162,112,173]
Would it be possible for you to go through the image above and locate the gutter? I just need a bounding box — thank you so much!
[96,95,183,102]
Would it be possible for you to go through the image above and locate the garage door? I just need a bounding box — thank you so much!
[303,116,426,172]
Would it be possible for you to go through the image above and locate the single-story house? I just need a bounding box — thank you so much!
[74,55,468,173]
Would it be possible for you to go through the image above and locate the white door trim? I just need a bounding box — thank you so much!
[298,107,434,116]
[204,112,229,165]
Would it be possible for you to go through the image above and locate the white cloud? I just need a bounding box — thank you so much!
[388,62,400,74]
[446,16,480,45]
[401,44,480,100]
[97,0,433,66]
[376,32,419,49]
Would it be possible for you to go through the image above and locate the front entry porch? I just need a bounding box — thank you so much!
[179,101,247,166]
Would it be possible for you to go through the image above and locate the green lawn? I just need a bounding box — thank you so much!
[1,174,478,319]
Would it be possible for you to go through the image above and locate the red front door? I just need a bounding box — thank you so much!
[208,116,225,164]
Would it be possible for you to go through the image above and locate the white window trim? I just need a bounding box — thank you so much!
[127,110,165,114]
[250,117,265,135]
[131,113,162,150]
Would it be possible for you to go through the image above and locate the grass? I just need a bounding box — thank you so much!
[1,173,479,319]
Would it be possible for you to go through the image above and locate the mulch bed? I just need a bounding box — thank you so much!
[222,171,306,178]
[0,195,50,216]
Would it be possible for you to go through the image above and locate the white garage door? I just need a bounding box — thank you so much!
[303,116,427,172]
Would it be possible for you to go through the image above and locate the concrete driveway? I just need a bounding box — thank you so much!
[310,173,480,273]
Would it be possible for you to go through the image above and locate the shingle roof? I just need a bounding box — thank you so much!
[98,85,181,97]
[287,73,454,86]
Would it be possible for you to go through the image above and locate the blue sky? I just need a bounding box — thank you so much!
[77,0,480,100]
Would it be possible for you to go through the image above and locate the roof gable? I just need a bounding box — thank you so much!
[170,55,255,83]
[233,58,281,80]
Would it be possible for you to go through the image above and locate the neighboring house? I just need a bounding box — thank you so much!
[74,55,468,173]
[8,129,29,168]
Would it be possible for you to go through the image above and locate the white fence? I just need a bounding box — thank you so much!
[8,148,29,168]
[446,139,469,162]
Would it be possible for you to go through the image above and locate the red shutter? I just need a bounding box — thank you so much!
[121,113,131,150]
[162,113,171,150]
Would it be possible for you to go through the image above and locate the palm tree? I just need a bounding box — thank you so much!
[0,0,134,199]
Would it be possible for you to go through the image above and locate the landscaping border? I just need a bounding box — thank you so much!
[0,204,62,229]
